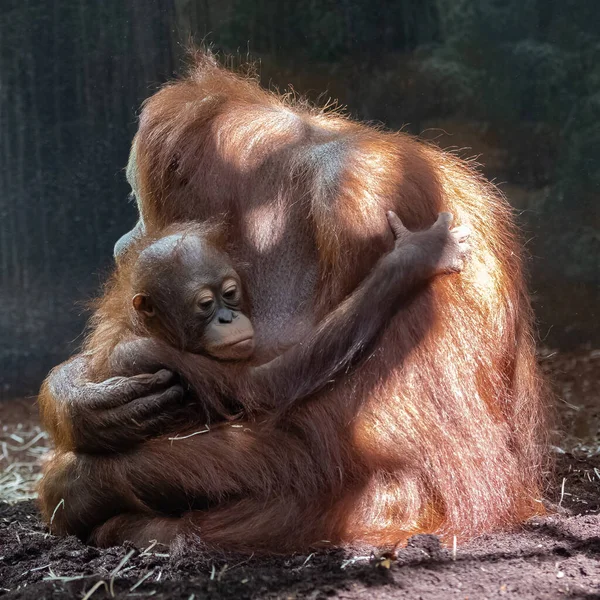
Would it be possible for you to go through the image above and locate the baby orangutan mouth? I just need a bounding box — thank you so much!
[212,332,255,361]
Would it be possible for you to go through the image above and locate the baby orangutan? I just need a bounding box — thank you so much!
[82,212,471,438]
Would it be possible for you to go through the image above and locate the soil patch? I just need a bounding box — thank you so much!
[1,349,599,599]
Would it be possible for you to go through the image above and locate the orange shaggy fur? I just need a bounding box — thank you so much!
[38,51,549,552]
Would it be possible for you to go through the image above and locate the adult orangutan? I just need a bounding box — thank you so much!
[38,51,549,553]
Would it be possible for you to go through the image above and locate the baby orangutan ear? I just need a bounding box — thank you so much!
[132,293,155,317]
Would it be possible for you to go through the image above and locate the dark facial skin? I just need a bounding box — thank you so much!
[130,233,255,361]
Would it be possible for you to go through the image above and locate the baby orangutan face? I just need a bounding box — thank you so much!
[130,231,255,361]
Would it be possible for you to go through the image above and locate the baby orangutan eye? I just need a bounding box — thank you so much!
[197,294,215,312]
[222,280,239,301]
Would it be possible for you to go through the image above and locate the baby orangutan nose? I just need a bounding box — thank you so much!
[217,308,235,324]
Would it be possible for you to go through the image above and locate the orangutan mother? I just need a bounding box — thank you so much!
[37,52,548,552]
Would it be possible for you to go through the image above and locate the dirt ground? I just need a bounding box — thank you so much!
[1,348,599,600]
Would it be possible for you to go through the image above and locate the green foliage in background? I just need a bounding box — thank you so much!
[418,0,600,281]
[220,0,439,61]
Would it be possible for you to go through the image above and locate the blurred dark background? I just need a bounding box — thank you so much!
[1,0,598,399]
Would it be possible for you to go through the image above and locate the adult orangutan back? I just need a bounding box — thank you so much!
[38,52,549,551]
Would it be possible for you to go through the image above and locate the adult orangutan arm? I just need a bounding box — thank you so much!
[38,355,184,453]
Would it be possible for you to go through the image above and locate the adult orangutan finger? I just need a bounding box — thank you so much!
[84,370,176,410]
[109,385,185,421]
[138,414,186,438]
